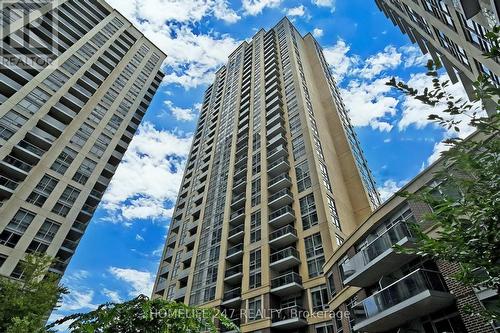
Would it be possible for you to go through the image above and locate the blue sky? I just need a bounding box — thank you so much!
[49,0,475,328]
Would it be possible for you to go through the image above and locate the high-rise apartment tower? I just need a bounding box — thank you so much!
[375,0,499,115]
[153,18,380,333]
[0,0,166,279]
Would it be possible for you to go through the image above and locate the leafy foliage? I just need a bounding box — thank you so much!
[0,254,68,333]
[386,26,500,322]
[47,294,239,333]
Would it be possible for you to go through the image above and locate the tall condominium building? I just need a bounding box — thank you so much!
[0,0,165,279]
[323,131,499,333]
[153,18,380,332]
[375,0,499,115]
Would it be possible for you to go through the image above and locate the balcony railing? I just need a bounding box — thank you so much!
[227,243,243,256]
[230,208,245,220]
[270,247,299,263]
[271,305,307,323]
[0,175,19,190]
[271,272,302,289]
[3,155,32,173]
[341,221,415,283]
[353,269,452,332]
[18,140,45,157]
[268,174,291,188]
[225,264,243,278]
[270,225,297,241]
[229,224,244,237]
[269,188,293,202]
[269,206,294,222]
[223,287,241,301]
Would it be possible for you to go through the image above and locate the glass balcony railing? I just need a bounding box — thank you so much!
[0,175,19,190]
[269,188,293,203]
[271,271,302,289]
[268,174,291,188]
[227,243,243,256]
[341,221,415,282]
[18,140,45,157]
[269,225,297,241]
[225,264,243,277]
[3,155,33,173]
[270,247,299,263]
[223,287,241,301]
[229,224,244,237]
[271,305,306,323]
[269,206,294,221]
[353,269,449,324]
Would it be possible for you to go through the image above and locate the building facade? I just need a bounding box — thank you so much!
[153,18,381,332]
[0,0,165,278]
[323,133,499,333]
[375,0,500,115]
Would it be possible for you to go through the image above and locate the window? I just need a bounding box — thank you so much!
[305,233,325,278]
[311,285,329,312]
[43,70,69,92]
[300,194,318,230]
[334,308,344,333]
[250,211,261,243]
[10,262,26,279]
[346,297,357,330]
[0,209,36,248]
[295,160,311,192]
[51,147,77,175]
[251,178,261,207]
[335,234,344,246]
[327,196,341,230]
[249,249,261,289]
[90,133,112,158]
[248,297,262,321]
[292,134,306,161]
[17,88,50,114]
[52,186,80,217]
[70,123,94,148]
[315,323,334,333]
[27,175,58,207]
[26,219,60,254]
[327,272,337,299]
[72,158,97,185]
[252,152,261,175]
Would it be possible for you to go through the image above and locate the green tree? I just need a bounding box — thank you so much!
[386,27,500,321]
[0,254,68,333]
[48,294,239,333]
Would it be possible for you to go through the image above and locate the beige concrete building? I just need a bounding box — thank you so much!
[153,18,381,333]
[0,0,165,278]
[322,132,499,333]
[375,0,500,116]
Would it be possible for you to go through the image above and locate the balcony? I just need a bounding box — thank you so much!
[159,265,170,278]
[267,122,286,138]
[267,113,285,129]
[61,239,79,253]
[269,206,295,228]
[182,249,193,262]
[267,157,290,177]
[271,272,303,296]
[340,221,417,287]
[16,140,45,159]
[222,287,241,307]
[270,247,300,271]
[267,133,286,150]
[0,175,19,196]
[230,192,246,209]
[353,269,455,332]
[233,178,247,193]
[271,305,308,329]
[174,287,187,301]
[228,224,244,243]
[226,243,243,263]
[268,188,293,209]
[178,268,190,280]
[269,225,298,249]
[230,208,245,225]
[233,166,247,180]
[268,174,292,192]
[224,264,243,284]
[267,145,288,163]
[1,155,32,178]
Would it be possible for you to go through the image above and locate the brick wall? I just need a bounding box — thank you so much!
[437,260,495,333]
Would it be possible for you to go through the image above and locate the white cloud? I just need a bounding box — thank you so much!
[242,0,281,15]
[354,45,402,79]
[102,288,124,303]
[106,0,242,89]
[322,39,359,82]
[109,267,155,297]
[101,122,192,222]
[312,0,336,11]
[312,28,324,38]
[340,77,399,132]
[164,100,200,121]
[135,234,145,241]
[400,44,431,69]
[59,290,96,311]
[377,179,408,202]
[286,5,305,17]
